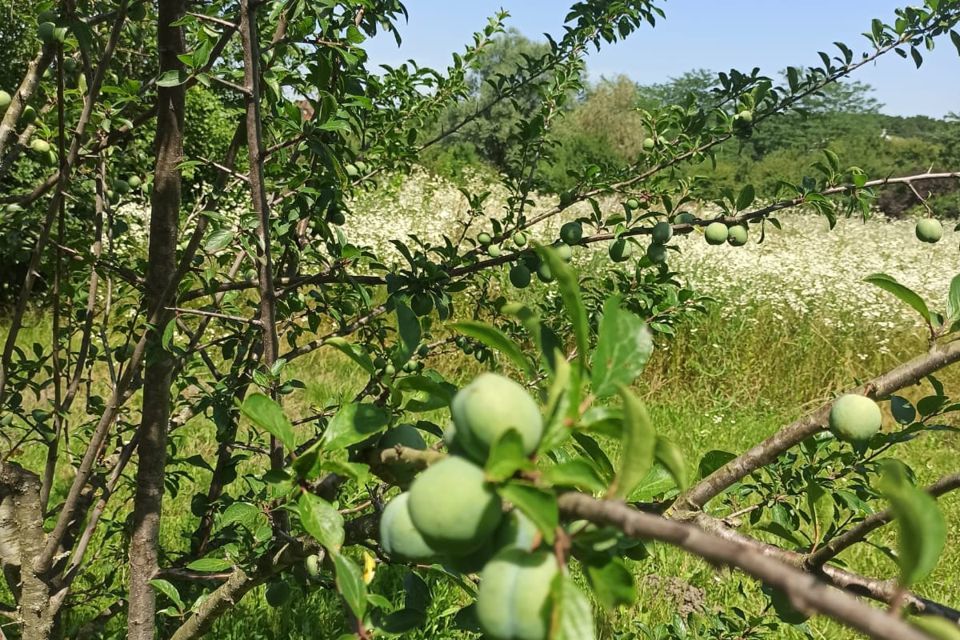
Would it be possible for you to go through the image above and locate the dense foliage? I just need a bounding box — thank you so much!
[0,1,959,640]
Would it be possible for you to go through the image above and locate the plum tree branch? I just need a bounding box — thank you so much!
[806,472,960,568]
[672,339,960,514]
[558,493,934,640]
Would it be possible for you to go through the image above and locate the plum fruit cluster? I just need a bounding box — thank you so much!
[379,373,562,639]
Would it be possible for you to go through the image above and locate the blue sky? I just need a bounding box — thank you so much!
[364,1,960,118]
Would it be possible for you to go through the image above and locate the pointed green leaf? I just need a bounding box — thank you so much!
[878,461,946,586]
[654,437,688,491]
[450,320,535,377]
[609,386,656,500]
[736,184,755,211]
[299,492,345,552]
[536,244,589,364]
[240,393,295,451]
[584,557,636,611]
[485,429,534,482]
[149,579,185,612]
[806,482,834,547]
[395,302,421,363]
[947,274,960,326]
[324,403,389,450]
[591,296,653,398]
[333,552,367,620]
[323,337,375,375]
[550,574,596,640]
[498,481,557,545]
[864,273,931,324]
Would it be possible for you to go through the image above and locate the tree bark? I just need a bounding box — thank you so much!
[127,0,186,638]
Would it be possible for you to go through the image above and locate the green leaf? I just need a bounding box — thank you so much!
[156,69,188,87]
[450,320,535,377]
[186,557,233,572]
[538,354,576,454]
[485,430,534,482]
[911,615,960,640]
[951,30,960,56]
[498,482,557,545]
[864,273,931,325]
[736,184,755,211]
[333,552,367,620]
[890,396,917,425]
[219,502,266,531]
[878,460,946,586]
[161,318,176,351]
[204,228,234,252]
[149,579,185,611]
[396,374,457,412]
[550,574,596,640]
[323,337,375,375]
[806,482,834,548]
[591,297,653,398]
[299,492,345,552]
[536,244,589,365]
[542,460,606,492]
[584,557,636,611]
[324,403,389,450]
[608,386,655,500]
[947,273,960,326]
[501,302,561,374]
[395,302,421,363]
[240,394,296,451]
[654,437,688,491]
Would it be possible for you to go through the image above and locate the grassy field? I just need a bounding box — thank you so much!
[2,174,958,639]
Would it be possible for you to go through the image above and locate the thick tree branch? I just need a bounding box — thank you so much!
[127,0,187,636]
[806,472,960,569]
[673,340,960,513]
[558,493,934,640]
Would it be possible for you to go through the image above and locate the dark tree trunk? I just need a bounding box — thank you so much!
[127,1,186,637]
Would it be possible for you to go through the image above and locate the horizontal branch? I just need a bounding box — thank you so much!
[807,472,960,568]
[558,493,933,640]
[673,339,960,513]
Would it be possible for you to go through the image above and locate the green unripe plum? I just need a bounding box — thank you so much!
[402,360,419,373]
[374,356,387,369]
[407,457,502,554]
[265,582,291,608]
[379,423,427,450]
[704,222,729,245]
[625,197,640,210]
[411,293,433,317]
[22,105,37,124]
[536,262,553,283]
[380,492,439,562]
[651,221,673,244]
[328,209,346,225]
[727,224,748,247]
[114,180,130,195]
[646,242,667,264]
[608,238,632,262]
[487,244,501,258]
[915,218,943,244]
[559,221,582,245]
[417,344,429,357]
[512,232,527,247]
[128,2,147,21]
[344,163,359,177]
[829,394,881,442]
[477,549,559,640]
[127,175,142,189]
[642,137,656,151]
[559,191,575,208]
[674,212,696,225]
[30,139,51,154]
[450,372,543,462]
[736,110,754,124]
[509,264,531,289]
[0,91,10,111]
[477,232,492,246]
[553,242,573,262]
[384,363,396,377]
[305,554,322,578]
[38,22,57,43]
